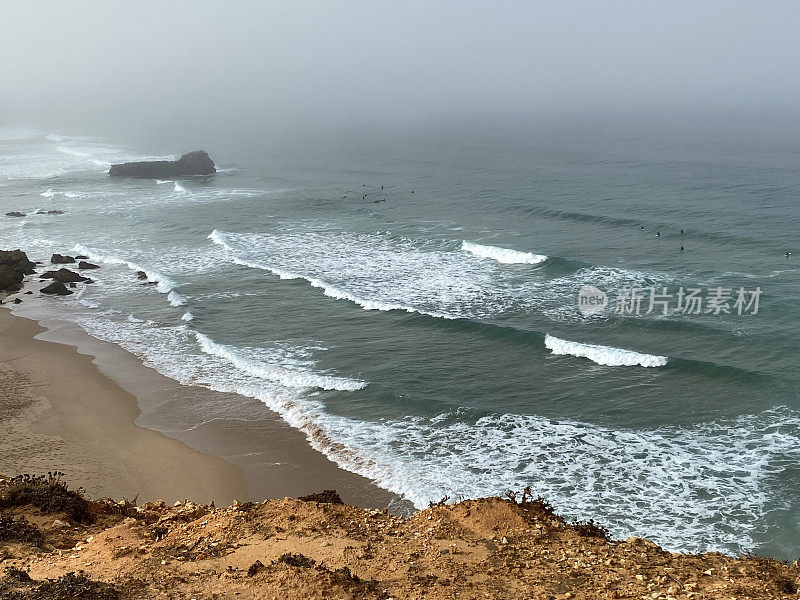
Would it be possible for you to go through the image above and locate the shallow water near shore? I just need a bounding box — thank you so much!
[1,118,799,557]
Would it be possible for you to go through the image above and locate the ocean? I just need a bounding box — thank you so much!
[1,116,798,558]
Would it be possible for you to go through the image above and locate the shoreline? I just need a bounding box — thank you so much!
[0,287,403,511]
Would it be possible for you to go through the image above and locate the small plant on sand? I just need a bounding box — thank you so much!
[27,571,118,600]
[298,490,344,505]
[0,472,92,524]
[428,495,450,508]
[0,512,44,546]
[572,519,611,540]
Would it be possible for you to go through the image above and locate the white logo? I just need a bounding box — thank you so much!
[577,284,608,316]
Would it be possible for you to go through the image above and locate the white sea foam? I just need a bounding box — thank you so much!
[72,243,186,306]
[544,334,667,367]
[208,229,667,325]
[315,407,800,554]
[174,182,186,192]
[181,311,194,322]
[56,145,114,159]
[208,230,452,318]
[156,179,172,184]
[46,134,65,142]
[462,240,547,265]
[39,188,81,199]
[167,290,186,307]
[195,332,365,392]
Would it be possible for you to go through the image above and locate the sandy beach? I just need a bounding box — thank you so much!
[0,298,400,510]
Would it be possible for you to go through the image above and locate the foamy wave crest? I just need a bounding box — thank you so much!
[181,311,194,322]
[544,334,667,367]
[208,230,452,318]
[75,287,99,309]
[318,407,800,554]
[196,332,365,392]
[39,188,81,199]
[462,241,547,265]
[174,182,186,192]
[72,243,186,306]
[56,145,108,158]
[207,229,670,324]
[167,291,186,307]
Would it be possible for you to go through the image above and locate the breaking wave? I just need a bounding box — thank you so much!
[208,229,452,318]
[195,332,366,392]
[462,240,547,265]
[72,243,186,307]
[544,334,668,367]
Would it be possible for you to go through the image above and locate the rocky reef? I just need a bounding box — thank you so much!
[108,150,216,178]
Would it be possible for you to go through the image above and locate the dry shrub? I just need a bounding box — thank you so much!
[0,473,92,524]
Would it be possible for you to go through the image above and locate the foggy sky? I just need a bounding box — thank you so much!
[0,1,798,144]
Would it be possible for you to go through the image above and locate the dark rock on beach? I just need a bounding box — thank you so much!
[136,271,148,280]
[0,267,25,293]
[5,211,26,218]
[1,250,36,275]
[51,254,76,264]
[0,249,36,293]
[75,255,89,260]
[35,209,65,215]
[78,261,100,270]
[40,281,73,295]
[109,150,216,178]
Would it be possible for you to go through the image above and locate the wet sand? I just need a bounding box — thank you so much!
[0,298,402,510]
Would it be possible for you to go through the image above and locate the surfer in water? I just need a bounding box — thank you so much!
[680,245,684,252]
[681,228,684,235]
[640,225,644,231]
[656,231,661,237]
[786,250,792,258]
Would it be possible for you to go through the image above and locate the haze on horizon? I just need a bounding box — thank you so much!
[0,0,798,147]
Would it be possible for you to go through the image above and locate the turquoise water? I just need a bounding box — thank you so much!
[1,117,798,557]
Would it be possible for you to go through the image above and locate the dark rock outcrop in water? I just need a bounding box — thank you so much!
[5,211,26,218]
[78,261,100,270]
[40,281,73,295]
[0,249,36,293]
[108,150,216,178]
[40,268,92,284]
[51,254,76,264]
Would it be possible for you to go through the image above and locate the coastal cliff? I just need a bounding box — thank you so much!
[0,476,797,599]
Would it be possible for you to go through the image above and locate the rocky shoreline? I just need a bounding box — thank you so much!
[0,250,99,298]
